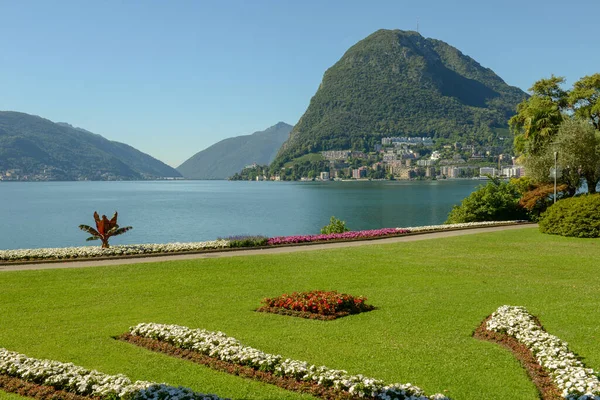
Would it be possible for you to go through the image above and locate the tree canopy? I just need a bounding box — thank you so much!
[445,178,527,223]
[511,73,600,194]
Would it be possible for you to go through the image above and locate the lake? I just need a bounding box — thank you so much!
[0,180,482,250]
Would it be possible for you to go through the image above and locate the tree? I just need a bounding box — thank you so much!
[79,211,132,248]
[553,119,600,194]
[512,74,600,195]
[509,75,567,155]
[569,73,600,130]
[523,145,581,197]
[446,178,527,223]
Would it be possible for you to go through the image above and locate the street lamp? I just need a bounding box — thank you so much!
[554,151,558,204]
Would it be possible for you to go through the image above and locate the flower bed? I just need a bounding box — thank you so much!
[266,221,527,246]
[267,228,408,245]
[0,220,528,263]
[481,306,600,399]
[0,240,230,262]
[401,220,527,233]
[0,347,225,399]
[125,323,449,400]
[256,290,375,320]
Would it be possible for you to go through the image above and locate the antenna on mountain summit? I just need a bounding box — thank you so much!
[416,19,419,34]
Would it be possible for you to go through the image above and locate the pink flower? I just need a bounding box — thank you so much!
[267,228,409,245]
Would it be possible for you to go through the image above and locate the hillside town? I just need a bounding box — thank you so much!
[234,136,525,182]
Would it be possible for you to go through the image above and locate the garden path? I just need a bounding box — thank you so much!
[0,224,537,272]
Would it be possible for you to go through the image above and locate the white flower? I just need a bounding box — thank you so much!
[398,220,525,233]
[0,240,230,262]
[486,305,600,399]
[129,323,448,400]
[0,348,227,399]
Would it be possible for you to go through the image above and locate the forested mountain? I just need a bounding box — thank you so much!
[177,122,292,179]
[0,111,181,180]
[272,29,527,166]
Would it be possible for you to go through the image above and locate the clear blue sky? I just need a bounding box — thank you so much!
[1,0,598,167]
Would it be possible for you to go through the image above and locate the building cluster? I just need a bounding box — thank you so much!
[313,136,524,181]
[0,168,60,181]
[244,136,523,182]
[381,136,434,146]
[0,169,22,181]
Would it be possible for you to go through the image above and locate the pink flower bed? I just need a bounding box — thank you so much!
[267,228,409,245]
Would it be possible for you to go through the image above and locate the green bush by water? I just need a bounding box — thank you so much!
[225,235,269,248]
[320,216,349,234]
[539,194,600,238]
[446,178,528,223]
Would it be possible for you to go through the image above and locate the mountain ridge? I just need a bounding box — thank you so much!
[273,29,527,166]
[0,111,181,180]
[177,122,292,180]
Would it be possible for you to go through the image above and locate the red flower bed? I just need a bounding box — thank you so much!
[257,290,374,319]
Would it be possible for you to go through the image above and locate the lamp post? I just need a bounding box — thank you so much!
[554,151,558,204]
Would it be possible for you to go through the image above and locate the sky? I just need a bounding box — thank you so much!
[1,0,598,167]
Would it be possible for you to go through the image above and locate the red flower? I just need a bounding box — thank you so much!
[260,290,372,316]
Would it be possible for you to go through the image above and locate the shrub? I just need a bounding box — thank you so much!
[538,194,600,238]
[519,183,569,221]
[446,178,528,223]
[320,216,349,234]
[222,235,269,248]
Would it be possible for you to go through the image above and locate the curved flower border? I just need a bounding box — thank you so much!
[483,306,600,399]
[0,221,527,263]
[0,347,226,400]
[126,323,448,400]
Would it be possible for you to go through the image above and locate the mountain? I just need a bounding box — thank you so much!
[177,122,292,180]
[272,29,527,166]
[0,111,181,180]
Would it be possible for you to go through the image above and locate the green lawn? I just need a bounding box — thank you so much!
[283,153,324,167]
[1,228,599,400]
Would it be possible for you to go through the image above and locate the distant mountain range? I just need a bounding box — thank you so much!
[0,111,181,180]
[273,29,527,166]
[177,122,292,180]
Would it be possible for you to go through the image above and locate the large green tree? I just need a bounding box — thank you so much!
[512,74,600,194]
[509,76,568,155]
[569,74,600,130]
[553,119,600,194]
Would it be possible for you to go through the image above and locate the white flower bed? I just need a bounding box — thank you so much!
[130,323,448,400]
[486,305,600,400]
[0,347,225,399]
[0,240,230,262]
[398,220,526,233]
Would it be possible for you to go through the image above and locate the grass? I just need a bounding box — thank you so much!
[283,153,324,168]
[1,228,599,400]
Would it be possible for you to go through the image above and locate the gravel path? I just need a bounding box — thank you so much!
[0,224,537,272]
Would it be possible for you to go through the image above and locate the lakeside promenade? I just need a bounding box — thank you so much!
[0,224,537,272]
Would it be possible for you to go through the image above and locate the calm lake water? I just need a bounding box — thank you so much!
[0,180,482,250]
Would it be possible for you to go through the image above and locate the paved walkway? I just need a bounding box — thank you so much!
[0,224,537,272]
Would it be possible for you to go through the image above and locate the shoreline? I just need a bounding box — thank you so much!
[0,224,537,272]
